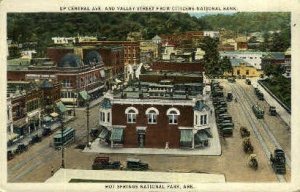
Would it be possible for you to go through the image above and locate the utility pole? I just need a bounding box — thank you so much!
[60,112,65,168]
[86,99,90,147]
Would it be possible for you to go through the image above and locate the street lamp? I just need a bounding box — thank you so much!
[86,97,90,148]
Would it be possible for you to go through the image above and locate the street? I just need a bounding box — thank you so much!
[7,80,291,182]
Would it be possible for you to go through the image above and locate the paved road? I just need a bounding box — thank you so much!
[7,105,100,182]
[7,83,290,183]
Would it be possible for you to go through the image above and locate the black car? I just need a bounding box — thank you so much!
[16,143,28,154]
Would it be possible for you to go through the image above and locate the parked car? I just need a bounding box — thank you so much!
[126,158,149,171]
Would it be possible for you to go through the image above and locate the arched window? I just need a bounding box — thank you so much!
[125,107,138,123]
[145,107,159,124]
[167,108,180,124]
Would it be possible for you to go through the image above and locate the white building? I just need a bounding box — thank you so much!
[203,31,220,39]
[195,48,205,60]
[220,51,267,70]
[162,45,176,60]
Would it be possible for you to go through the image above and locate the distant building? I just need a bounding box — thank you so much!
[282,48,291,78]
[223,59,264,78]
[220,51,267,70]
[139,40,160,63]
[151,60,205,73]
[203,31,219,39]
[261,52,285,71]
[152,35,162,44]
[195,48,205,60]
[21,50,37,59]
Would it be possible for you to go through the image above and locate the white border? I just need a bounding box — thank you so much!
[0,0,300,191]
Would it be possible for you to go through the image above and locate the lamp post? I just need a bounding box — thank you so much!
[86,97,90,147]
[60,111,65,168]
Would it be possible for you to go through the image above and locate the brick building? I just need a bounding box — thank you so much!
[98,80,214,149]
[151,60,205,73]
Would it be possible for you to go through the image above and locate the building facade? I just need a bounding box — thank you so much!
[98,79,213,149]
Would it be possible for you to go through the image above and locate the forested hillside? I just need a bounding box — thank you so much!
[7,12,290,43]
[201,12,290,33]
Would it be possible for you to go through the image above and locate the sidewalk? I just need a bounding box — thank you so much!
[7,115,75,152]
[252,78,291,127]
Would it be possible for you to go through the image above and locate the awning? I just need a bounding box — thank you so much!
[110,128,124,142]
[203,128,213,138]
[50,112,59,118]
[195,131,208,142]
[99,128,109,140]
[56,101,67,113]
[13,118,28,128]
[43,116,52,122]
[180,129,193,143]
[79,91,91,101]
[7,133,19,141]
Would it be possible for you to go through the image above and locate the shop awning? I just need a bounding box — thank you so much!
[180,129,193,143]
[50,112,59,118]
[7,133,19,141]
[43,116,52,122]
[56,101,67,113]
[79,91,91,101]
[195,131,208,142]
[13,118,27,128]
[99,128,109,140]
[110,128,124,142]
[203,128,213,138]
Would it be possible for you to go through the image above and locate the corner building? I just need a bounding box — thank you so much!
[99,80,213,149]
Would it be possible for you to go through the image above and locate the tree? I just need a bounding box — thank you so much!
[199,36,220,74]
[219,56,232,75]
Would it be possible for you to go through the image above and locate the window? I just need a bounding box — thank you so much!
[125,107,138,124]
[100,112,105,122]
[107,112,110,123]
[200,115,207,125]
[167,108,180,124]
[62,79,71,88]
[246,70,249,75]
[147,110,157,124]
[127,109,136,123]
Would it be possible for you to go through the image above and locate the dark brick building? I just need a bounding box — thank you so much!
[98,80,213,149]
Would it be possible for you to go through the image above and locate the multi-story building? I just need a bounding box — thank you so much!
[220,51,267,70]
[98,79,215,149]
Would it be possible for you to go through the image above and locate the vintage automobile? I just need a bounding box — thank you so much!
[42,127,52,137]
[29,134,42,145]
[270,149,286,174]
[248,154,258,170]
[243,137,254,154]
[227,77,236,83]
[240,126,250,138]
[254,88,264,100]
[245,79,251,85]
[227,92,233,102]
[269,106,277,116]
[92,156,121,170]
[15,143,28,154]
[252,104,264,119]
[126,158,149,171]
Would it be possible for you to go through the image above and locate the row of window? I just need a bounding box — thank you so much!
[26,99,40,112]
[125,107,179,125]
[100,111,111,123]
[194,114,208,126]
